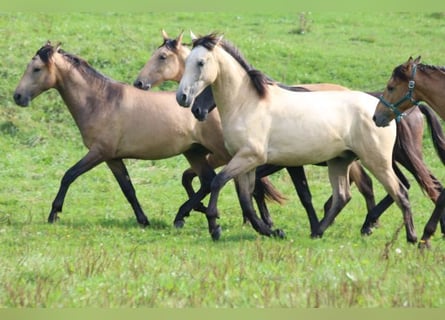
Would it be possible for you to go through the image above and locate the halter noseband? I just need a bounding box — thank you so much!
[378,64,420,122]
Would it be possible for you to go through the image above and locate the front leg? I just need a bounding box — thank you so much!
[205,150,279,240]
[106,159,149,226]
[48,150,104,223]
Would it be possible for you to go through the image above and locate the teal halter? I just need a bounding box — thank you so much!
[378,64,420,122]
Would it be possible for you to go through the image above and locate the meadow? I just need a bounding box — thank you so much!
[0,12,444,307]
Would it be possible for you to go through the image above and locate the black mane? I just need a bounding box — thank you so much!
[192,34,269,98]
[36,43,116,85]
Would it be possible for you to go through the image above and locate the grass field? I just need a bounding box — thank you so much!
[0,12,444,307]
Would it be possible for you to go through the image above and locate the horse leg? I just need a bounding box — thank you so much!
[48,150,105,224]
[181,168,207,213]
[324,161,376,226]
[361,162,409,235]
[286,166,319,235]
[173,149,216,228]
[314,158,352,237]
[362,160,417,243]
[420,189,445,248]
[206,152,278,240]
[106,159,150,226]
[235,171,285,238]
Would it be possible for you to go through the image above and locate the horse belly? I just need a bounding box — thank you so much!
[266,140,346,166]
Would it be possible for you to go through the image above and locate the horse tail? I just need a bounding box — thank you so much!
[418,103,445,165]
[255,177,287,205]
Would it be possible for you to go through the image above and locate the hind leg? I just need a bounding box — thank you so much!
[420,189,445,248]
[314,158,353,238]
[181,168,207,213]
[361,162,410,235]
[362,161,417,243]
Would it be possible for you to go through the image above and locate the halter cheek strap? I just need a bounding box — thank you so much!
[378,64,421,122]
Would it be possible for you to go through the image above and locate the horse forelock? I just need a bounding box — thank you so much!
[193,33,268,98]
[36,44,55,64]
[392,64,410,82]
[160,38,179,52]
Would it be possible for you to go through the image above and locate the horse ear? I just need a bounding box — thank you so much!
[414,56,421,64]
[55,42,62,52]
[162,29,169,41]
[176,30,184,47]
[216,34,224,45]
[45,40,52,47]
[190,30,197,41]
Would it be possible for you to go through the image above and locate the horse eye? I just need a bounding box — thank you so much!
[198,60,205,67]
[33,67,41,73]
[387,86,394,93]
[159,54,167,60]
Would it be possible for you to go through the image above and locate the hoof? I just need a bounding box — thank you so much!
[361,226,373,236]
[272,228,285,238]
[47,214,59,224]
[211,225,222,241]
[310,232,322,239]
[407,236,418,244]
[174,219,185,229]
[138,217,150,227]
[418,239,431,249]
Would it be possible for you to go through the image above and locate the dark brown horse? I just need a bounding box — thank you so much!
[374,56,445,248]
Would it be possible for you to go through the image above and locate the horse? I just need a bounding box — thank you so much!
[13,41,285,229]
[176,33,418,244]
[136,31,445,239]
[373,56,445,248]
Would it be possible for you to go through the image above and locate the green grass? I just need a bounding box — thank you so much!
[0,12,445,307]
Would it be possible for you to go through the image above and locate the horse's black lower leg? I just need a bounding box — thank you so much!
[48,151,104,224]
[181,168,207,214]
[106,159,149,226]
[361,163,409,235]
[420,189,445,248]
[174,167,216,228]
[286,166,319,235]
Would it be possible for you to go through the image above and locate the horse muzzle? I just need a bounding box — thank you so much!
[13,92,31,107]
[176,90,194,108]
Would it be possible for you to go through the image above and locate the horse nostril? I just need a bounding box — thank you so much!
[133,80,143,89]
[372,115,376,121]
[13,93,21,103]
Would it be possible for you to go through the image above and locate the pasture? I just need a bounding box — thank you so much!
[0,12,444,307]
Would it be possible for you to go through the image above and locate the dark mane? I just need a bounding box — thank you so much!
[393,62,445,81]
[193,33,269,98]
[418,63,445,75]
[36,43,117,86]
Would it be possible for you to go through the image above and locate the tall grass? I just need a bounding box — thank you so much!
[0,12,444,307]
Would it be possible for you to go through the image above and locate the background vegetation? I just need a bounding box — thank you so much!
[0,12,444,307]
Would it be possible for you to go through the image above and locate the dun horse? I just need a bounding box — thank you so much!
[176,33,418,243]
[373,56,445,247]
[13,41,283,229]
[136,31,445,238]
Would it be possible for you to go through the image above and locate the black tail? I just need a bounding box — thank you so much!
[418,103,445,165]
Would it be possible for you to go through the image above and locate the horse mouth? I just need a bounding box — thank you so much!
[13,93,30,107]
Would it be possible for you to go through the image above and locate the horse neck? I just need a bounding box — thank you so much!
[212,47,259,119]
[416,67,445,119]
[53,56,114,127]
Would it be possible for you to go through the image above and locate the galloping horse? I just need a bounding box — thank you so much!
[373,56,445,248]
[137,31,445,239]
[12,41,283,228]
[176,33,417,244]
